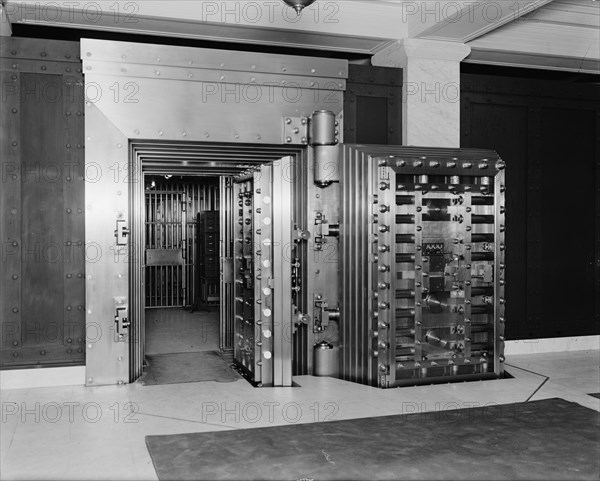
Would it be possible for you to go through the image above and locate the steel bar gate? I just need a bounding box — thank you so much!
[144,179,220,308]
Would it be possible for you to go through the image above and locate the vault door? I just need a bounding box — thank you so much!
[233,159,294,387]
[145,191,188,308]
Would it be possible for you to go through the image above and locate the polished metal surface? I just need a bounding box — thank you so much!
[84,102,130,386]
[309,110,338,146]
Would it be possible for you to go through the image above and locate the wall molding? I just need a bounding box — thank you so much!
[506,335,600,356]
[0,366,85,390]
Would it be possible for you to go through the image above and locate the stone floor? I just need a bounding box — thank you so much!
[144,308,220,355]
[1,349,598,480]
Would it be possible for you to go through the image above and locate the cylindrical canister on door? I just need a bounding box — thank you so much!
[313,341,339,377]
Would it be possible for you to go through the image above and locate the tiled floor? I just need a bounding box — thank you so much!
[1,350,598,480]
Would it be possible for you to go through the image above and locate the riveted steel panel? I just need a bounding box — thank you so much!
[0,67,22,359]
[82,39,348,79]
[80,39,346,146]
[1,37,84,369]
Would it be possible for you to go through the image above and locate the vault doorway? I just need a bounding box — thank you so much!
[129,142,304,387]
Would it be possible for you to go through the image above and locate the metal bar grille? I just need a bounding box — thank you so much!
[144,179,219,308]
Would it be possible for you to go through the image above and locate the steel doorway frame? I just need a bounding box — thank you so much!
[128,141,306,383]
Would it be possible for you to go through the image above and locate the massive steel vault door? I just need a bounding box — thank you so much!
[233,159,294,386]
[340,145,506,387]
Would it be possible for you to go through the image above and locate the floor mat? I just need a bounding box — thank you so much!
[145,398,599,480]
[139,351,242,386]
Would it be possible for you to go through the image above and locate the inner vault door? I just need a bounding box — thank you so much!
[233,158,294,387]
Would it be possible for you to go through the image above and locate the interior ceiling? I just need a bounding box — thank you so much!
[466,0,600,74]
[2,0,599,73]
[135,142,304,176]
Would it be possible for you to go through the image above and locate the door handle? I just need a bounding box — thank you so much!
[114,220,130,246]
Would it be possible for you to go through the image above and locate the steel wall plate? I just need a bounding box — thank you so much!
[83,60,346,91]
[84,102,129,385]
[283,116,309,145]
[82,39,347,79]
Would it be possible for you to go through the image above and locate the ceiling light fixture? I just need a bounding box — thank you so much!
[282,0,317,15]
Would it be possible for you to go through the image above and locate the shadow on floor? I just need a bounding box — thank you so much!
[139,351,242,386]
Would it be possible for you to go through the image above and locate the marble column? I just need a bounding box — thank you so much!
[373,39,471,148]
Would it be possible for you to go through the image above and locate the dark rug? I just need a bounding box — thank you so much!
[589,393,600,399]
[145,398,599,480]
[139,351,242,386]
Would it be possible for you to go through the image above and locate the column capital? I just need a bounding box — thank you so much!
[373,39,471,68]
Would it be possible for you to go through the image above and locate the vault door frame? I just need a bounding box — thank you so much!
[220,177,235,352]
[82,37,346,386]
[128,148,301,384]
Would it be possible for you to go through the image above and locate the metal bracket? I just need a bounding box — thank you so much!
[283,116,309,145]
[114,219,130,246]
[114,299,130,342]
[313,294,340,332]
[314,211,339,250]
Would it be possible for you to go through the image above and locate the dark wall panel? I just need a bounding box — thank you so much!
[356,96,388,144]
[540,108,596,334]
[344,64,402,145]
[0,38,85,368]
[20,73,65,347]
[462,72,599,340]
[467,103,528,340]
